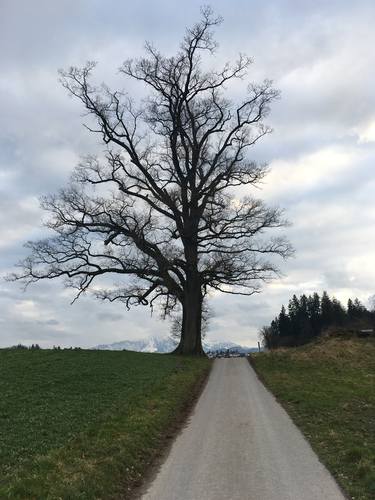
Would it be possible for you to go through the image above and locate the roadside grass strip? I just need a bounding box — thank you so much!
[251,338,375,500]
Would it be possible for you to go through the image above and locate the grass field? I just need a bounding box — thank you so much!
[251,337,375,500]
[0,348,210,499]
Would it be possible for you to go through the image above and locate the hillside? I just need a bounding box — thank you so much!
[251,337,375,500]
[0,348,210,499]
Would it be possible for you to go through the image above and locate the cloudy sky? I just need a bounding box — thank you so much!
[1,0,375,348]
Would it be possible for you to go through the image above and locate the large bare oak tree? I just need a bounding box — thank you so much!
[13,8,292,355]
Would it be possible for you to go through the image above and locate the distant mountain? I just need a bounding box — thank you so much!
[203,340,258,354]
[94,336,257,354]
[95,336,176,353]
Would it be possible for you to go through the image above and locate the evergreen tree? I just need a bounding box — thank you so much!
[354,298,366,316]
[299,294,313,339]
[288,294,301,339]
[278,305,292,338]
[269,318,280,347]
[348,298,368,322]
[321,291,333,328]
[331,297,346,325]
[347,298,354,320]
[307,292,321,336]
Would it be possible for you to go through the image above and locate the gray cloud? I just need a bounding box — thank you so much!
[96,312,124,322]
[1,0,375,348]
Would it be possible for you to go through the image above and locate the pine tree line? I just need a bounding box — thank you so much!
[261,292,374,349]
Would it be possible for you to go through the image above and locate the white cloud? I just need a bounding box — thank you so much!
[265,146,356,198]
[12,300,40,320]
[357,121,375,144]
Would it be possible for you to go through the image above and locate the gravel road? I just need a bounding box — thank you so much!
[141,358,345,500]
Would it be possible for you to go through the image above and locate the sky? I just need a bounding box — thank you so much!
[1,0,375,348]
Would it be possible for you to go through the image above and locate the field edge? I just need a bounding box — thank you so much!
[0,350,211,500]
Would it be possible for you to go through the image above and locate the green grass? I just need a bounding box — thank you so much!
[0,348,210,499]
[251,337,375,500]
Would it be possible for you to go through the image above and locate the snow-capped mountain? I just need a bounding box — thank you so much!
[95,336,176,353]
[94,336,256,354]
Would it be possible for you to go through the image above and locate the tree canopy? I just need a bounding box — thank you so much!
[11,8,291,355]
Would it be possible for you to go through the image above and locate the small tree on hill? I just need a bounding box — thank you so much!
[11,8,291,355]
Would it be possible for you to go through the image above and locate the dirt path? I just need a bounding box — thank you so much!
[141,358,345,500]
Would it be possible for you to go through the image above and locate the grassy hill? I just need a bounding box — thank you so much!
[251,337,375,500]
[0,348,210,499]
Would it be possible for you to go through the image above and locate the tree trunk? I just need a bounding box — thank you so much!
[172,283,205,356]
[172,226,206,356]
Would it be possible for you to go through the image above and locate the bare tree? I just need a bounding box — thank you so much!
[11,8,292,355]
